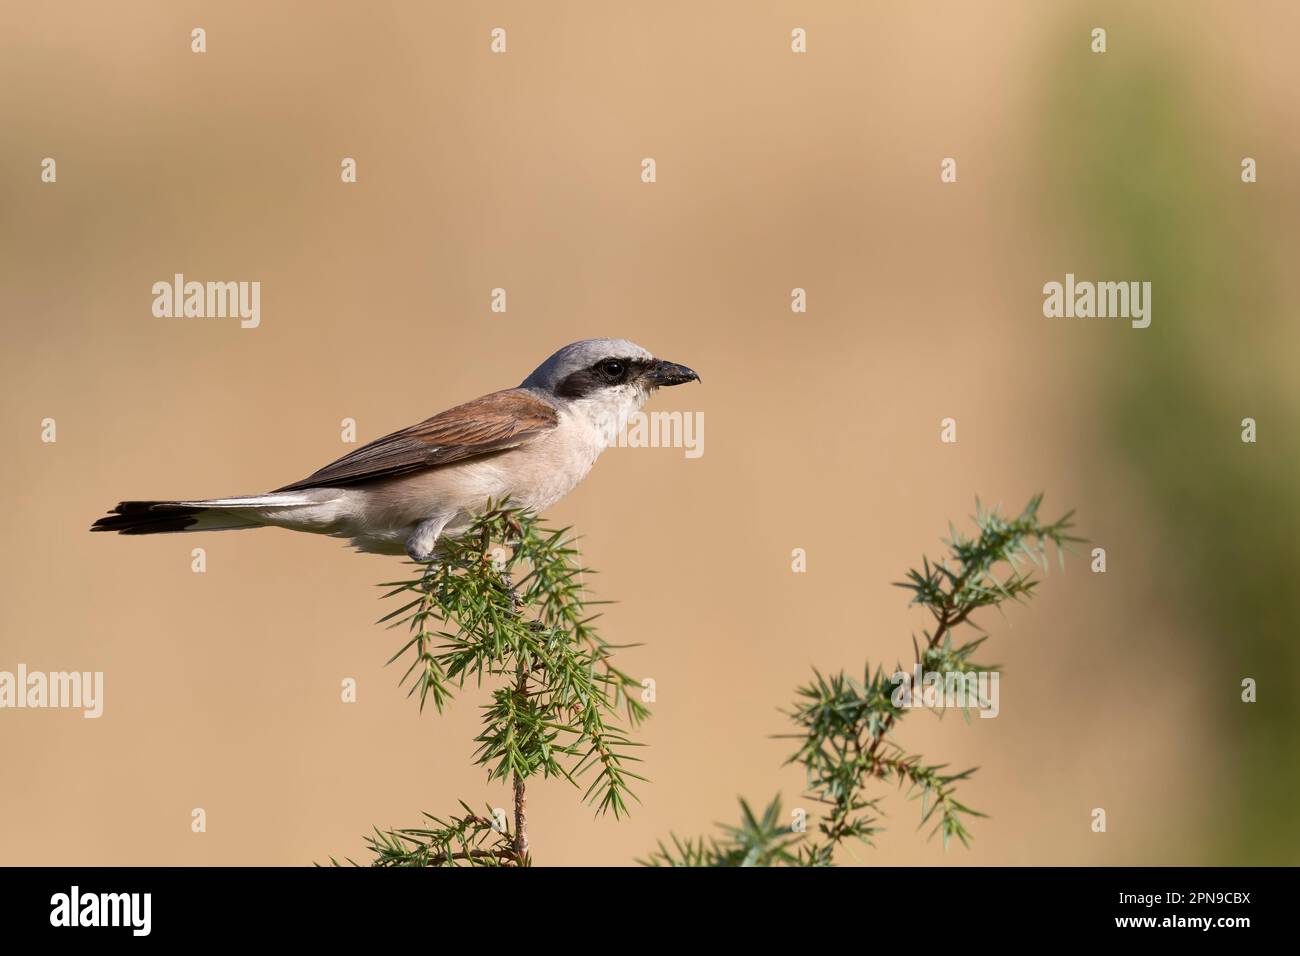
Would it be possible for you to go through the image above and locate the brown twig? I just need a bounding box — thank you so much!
[865,572,973,763]
[500,564,530,865]
[512,663,530,864]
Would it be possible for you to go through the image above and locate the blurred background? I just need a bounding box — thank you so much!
[1,1,1296,865]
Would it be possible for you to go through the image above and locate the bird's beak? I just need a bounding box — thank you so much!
[646,359,701,387]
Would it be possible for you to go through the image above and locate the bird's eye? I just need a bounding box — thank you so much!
[598,359,626,381]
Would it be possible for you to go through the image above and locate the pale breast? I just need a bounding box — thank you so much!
[341,390,643,540]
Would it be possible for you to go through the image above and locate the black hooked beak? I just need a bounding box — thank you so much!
[646,359,701,387]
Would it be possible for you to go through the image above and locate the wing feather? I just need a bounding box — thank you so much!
[275,389,558,491]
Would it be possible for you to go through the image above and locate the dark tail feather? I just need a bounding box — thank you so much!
[90,501,260,535]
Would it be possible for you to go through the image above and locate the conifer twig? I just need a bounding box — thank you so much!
[345,503,649,867]
[512,663,530,862]
[642,495,1080,867]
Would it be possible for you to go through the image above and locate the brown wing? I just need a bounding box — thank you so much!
[275,388,559,492]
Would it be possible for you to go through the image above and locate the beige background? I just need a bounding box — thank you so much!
[2,1,1297,865]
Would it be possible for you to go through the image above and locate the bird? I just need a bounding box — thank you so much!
[90,339,699,559]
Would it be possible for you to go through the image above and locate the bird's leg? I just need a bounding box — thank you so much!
[405,513,451,562]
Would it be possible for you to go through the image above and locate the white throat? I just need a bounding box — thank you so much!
[565,385,650,449]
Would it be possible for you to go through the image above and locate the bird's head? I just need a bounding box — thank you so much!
[522,338,700,443]
[522,338,699,400]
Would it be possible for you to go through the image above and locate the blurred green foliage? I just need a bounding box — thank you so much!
[1040,19,1300,863]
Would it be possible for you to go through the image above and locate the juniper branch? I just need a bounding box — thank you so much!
[350,504,648,867]
[643,495,1079,867]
